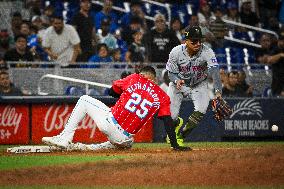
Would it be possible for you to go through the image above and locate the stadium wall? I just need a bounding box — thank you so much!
[0,96,283,144]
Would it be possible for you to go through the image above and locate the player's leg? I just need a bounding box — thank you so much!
[166,82,185,146]
[42,95,110,148]
[178,82,209,138]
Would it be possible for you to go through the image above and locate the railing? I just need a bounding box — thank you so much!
[38,74,111,95]
[223,19,279,49]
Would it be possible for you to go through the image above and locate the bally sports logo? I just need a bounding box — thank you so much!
[230,99,263,118]
[0,106,22,134]
[44,105,97,138]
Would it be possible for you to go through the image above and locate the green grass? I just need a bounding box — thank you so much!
[0,154,126,170]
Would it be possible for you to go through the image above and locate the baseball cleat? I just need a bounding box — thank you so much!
[42,135,70,148]
[166,117,185,147]
[66,142,92,151]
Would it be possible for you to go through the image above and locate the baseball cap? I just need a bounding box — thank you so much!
[184,26,202,40]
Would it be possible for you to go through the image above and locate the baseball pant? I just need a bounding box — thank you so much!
[60,95,134,148]
[167,81,210,120]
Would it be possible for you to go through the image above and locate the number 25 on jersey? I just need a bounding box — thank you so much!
[125,93,153,119]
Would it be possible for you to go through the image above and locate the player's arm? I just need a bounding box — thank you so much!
[166,46,184,89]
[206,49,222,97]
[109,74,133,97]
[158,115,190,151]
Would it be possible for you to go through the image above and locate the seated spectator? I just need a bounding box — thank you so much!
[0,71,23,96]
[197,1,214,25]
[111,48,123,62]
[125,29,146,63]
[20,22,31,37]
[4,34,34,66]
[87,43,112,68]
[237,70,253,97]
[170,17,183,43]
[120,0,147,31]
[31,15,46,38]
[42,14,81,67]
[122,16,144,45]
[222,71,247,97]
[96,18,117,50]
[93,0,118,34]
[41,5,54,28]
[223,2,240,22]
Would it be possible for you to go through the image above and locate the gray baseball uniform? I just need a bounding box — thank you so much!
[166,43,221,119]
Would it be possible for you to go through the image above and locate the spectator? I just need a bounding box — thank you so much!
[42,14,81,67]
[240,0,260,27]
[41,5,54,28]
[20,22,31,37]
[0,30,12,58]
[4,34,34,64]
[170,17,183,42]
[96,18,117,50]
[255,34,274,65]
[144,14,180,63]
[28,25,48,61]
[159,69,170,93]
[237,70,253,97]
[125,29,146,63]
[222,71,245,97]
[0,57,7,70]
[11,12,23,37]
[31,16,46,39]
[111,48,123,62]
[258,0,280,29]
[94,0,118,34]
[120,0,147,31]
[223,2,241,23]
[0,71,23,96]
[262,35,284,96]
[88,43,112,67]
[197,1,214,25]
[209,6,228,48]
[72,0,95,62]
[188,14,199,27]
[122,16,144,45]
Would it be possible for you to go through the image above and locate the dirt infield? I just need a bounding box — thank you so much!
[1,146,284,188]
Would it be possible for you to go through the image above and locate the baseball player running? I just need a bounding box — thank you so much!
[166,25,222,146]
[42,66,190,151]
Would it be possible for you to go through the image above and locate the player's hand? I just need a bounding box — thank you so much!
[171,145,192,151]
[215,91,222,99]
[176,80,185,90]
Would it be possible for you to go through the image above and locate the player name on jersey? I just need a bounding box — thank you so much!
[126,82,160,108]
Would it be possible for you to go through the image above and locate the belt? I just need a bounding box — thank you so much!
[110,116,131,137]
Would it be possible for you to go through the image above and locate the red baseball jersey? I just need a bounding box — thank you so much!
[111,73,171,134]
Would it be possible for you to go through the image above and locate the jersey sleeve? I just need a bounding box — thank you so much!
[204,48,219,68]
[112,74,134,94]
[157,94,171,117]
[166,46,179,74]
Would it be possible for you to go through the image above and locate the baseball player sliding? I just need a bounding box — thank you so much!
[166,25,223,146]
[42,66,190,151]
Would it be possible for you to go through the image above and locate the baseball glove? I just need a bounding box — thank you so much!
[211,97,233,122]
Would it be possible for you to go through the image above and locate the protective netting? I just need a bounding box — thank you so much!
[7,62,271,96]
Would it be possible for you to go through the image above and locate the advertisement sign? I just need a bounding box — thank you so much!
[32,104,152,144]
[223,98,284,137]
[0,105,29,144]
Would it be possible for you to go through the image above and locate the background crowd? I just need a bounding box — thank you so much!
[0,0,283,97]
